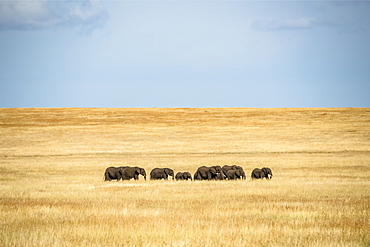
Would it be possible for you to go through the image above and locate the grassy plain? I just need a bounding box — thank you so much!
[0,108,369,246]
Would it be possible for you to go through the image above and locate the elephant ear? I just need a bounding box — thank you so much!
[140,168,146,175]
[119,169,124,175]
[214,166,222,172]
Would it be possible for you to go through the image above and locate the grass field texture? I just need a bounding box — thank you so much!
[1,108,369,246]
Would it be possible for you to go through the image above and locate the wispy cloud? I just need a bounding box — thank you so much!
[0,0,108,33]
[251,17,324,31]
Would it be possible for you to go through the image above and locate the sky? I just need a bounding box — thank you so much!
[1,0,369,108]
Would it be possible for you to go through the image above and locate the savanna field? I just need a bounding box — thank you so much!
[0,108,369,246]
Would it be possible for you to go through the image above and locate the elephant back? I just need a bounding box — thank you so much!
[175,172,184,180]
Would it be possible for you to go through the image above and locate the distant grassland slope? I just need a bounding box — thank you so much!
[0,108,369,246]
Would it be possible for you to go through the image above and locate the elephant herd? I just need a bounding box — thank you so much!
[104,165,273,181]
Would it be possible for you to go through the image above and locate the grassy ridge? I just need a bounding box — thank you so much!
[1,108,369,246]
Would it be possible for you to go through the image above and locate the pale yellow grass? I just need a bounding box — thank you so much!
[0,108,369,246]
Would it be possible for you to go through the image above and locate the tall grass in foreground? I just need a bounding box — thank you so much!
[1,174,368,246]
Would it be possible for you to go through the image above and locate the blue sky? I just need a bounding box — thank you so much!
[1,0,369,108]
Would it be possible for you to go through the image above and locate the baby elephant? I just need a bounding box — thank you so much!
[175,172,192,181]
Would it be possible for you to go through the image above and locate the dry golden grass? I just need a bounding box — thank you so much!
[0,108,369,246]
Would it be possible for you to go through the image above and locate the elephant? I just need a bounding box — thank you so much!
[117,166,144,180]
[119,166,146,180]
[222,165,246,180]
[104,167,126,181]
[194,166,226,180]
[226,169,242,180]
[175,172,192,181]
[150,168,175,180]
[251,167,273,179]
